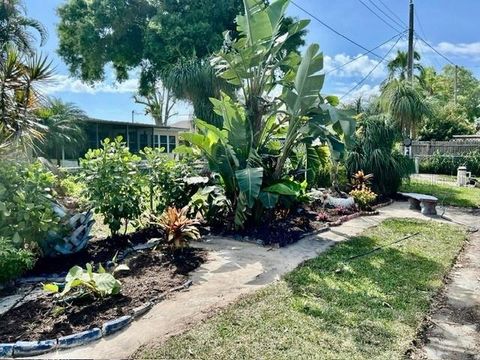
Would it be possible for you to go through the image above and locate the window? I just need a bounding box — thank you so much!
[160,135,168,151]
[169,136,176,153]
[153,135,159,148]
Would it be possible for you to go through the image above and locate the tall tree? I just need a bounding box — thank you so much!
[57,0,307,126]
[0,0,47,55]
[387,50,423,82]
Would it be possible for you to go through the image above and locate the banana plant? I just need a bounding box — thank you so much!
[182,0,355,228]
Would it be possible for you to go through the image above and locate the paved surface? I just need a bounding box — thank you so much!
[37,202,479,360]
[417,231,480,360]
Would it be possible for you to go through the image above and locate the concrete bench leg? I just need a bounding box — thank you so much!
[420,201,437,216]
[408,198,421,211]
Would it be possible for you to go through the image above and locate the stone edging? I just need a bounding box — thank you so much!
[0,279,193,358]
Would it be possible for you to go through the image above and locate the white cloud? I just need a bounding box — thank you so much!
[382,39,480,61]
[329,82,381,103]
[43,75,139,95]
[324,53,387,79]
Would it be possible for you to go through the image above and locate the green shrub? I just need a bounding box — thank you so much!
[0,237,35,284]
[81,137,146,236]
[142,147,198,214]
[419,150,480,176]
[349,188,377,210]
[0,160,65,254]
[346,116,414,196]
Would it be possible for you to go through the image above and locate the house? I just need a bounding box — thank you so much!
[53,118,190,167]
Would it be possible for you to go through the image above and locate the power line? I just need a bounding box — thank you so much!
[356,0,403,33]
[341,34,403,100]
[367,0,406,29]
[291,1,383,59]
[326,30,406,75]
[377,0,406,26]
[416,34,455,65]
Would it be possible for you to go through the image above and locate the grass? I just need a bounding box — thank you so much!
[400,180,480,208]
[138,219,467,360]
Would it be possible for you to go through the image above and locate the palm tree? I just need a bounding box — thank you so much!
[0,46,54,154]
[35,98,87,164]
[0,0,47,55]
[387,50,423,82]
[163,58,234,128]
[380,79,431,138]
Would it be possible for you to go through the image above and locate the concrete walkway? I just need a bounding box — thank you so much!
[39,202,479,359]
[417,231,480,359]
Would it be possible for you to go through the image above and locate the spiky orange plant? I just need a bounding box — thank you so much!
[352,170,374,190]
[157,207,201,249]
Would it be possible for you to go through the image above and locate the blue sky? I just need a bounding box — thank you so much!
[25,0,480,124]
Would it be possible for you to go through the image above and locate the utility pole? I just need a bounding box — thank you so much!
[407,0,415,83]
[454,65,458,104]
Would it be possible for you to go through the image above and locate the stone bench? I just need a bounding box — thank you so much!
[399,192,438,216]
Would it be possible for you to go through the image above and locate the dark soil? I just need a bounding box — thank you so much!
[0,248,207,343]
[209,198,392,247]
[26,226,164,277]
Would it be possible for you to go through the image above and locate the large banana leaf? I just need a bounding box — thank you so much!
[235,167,263,207]
[258,191,279,209]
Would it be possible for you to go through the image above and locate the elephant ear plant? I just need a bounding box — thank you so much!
[182,0,355,228]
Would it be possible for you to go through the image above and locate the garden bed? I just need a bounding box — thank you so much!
[0,234,207,343]
[210,197,393,247]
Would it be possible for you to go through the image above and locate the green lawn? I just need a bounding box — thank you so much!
[138,219,467,360]
[400,180,480,208]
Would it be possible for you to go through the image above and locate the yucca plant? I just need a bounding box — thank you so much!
[157,207,201,249]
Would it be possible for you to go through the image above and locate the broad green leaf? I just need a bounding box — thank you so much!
[235,167,263,207]
[306,145,322,185]
[264,179,302,196]
[93,273,120,296]
[259,191,279,209]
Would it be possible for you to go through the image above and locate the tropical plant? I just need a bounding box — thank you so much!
[157,206,201,249]
[35,98,87,163]
[350,187,377,210]
[346,115,414,195]
[0,0,47,55]
[386,50,423,82]
[188,185,231,225]
[351,170,373,190]
[379,79,431,138]
[44,263,122,299]
[0,236,35,284]
[182,0,355,228]
[0,46,54,153]
[81,137,145,236]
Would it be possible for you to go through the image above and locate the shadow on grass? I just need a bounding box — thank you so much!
[284,234,444,351]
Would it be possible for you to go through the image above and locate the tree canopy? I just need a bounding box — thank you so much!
[57,0,243,86]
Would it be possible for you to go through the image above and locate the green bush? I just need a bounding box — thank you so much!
[142,147,198,214]
[0,160,64,254]
[0,237,35,284]
[81,137,146,236]
[419,150,480,176]
[346,116,414,196]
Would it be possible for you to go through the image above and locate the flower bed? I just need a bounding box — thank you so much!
[0,230,206,351]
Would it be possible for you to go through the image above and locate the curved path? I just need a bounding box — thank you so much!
[37,202,478,359]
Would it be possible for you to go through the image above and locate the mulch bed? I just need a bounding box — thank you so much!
[209,197,392,247]
[0,223,207,343]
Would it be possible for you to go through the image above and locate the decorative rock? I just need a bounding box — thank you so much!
[57,328,102,349]
[0,344,14,358]
[13,339,57,357]
[102,315,132,336]
[130,302,152,319]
